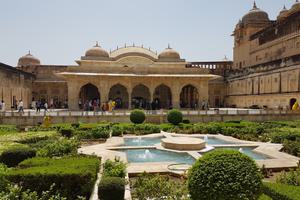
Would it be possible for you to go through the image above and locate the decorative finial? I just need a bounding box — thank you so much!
[253,1,257,9]
[155,50,157,55]
[95,41,99,47]
[110,49,111,53]
[141,44,143,48]
[28,50,31,55]
[167,43,171,49]
[283,5,286,10]
[117,45,118,50]
[148,47,151,50]
[133,42,135,47]
[125,43,126,48]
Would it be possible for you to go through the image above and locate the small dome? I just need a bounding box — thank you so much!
[158,45,180,60]
[17,51,40,67]
[277,5,289,20]
[85,42,109,58]
[291,0,300,13]
[242,2,270,24]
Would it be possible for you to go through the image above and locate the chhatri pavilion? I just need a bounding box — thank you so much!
[58,43,218,110]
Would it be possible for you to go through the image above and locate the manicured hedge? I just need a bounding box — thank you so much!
[59,127,74,138]
[130,109,146,124]
[6,156,100,199]
[188,149,262,200]
[98,177,125,200]
[0,146,36,167]
[262,182,300,200]
[167,109,183,125]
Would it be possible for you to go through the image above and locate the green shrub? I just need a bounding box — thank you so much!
[167,109,183,125]
[98,177,125,200]
[132,173,188,200]
[7,156,100,199]
[91,126,110,139]
[0,184,68,200]
[111,126,123,137]
[130,109,146,124]
[188,149,262,200]
[134,124,161,135]
[262,182,300,200]
[0,163,9,191]
[276,168,300,186]
[59,128,74,138]
[0,147,36,167]
[37,138,79,157]
[0,125,17,134]
[258,194,272,200]
[71,123,80,129]
[182,119,190,124]
[282,140,300,157]
[103,159,126,178]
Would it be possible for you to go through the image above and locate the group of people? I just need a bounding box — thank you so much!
[79,99,117,112]
[31,100,48,113]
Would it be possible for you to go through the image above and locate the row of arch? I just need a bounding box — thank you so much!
[79,83,200,109]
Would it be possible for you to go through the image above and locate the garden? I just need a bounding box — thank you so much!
[0,109,300,199]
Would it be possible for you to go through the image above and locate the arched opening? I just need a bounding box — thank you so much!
[131,84,150,109]
[108,84,129,109]
[290,98,297,110]
[153,84,172,109]
[180,84,199,109]
[79,83,100,110]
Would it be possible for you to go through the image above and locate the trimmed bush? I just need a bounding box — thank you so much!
[98,177,125,200]
[7,156,100,199]
[103,159,126,178]
[59,128,74,138]
[111,126,123,137]
[167,109,183,125]
[262,182,300,200]
[91,126,110,139]
[188,149,262,200]
[0,147,36,167]
[130,109,146,124]
[37,138,79,157]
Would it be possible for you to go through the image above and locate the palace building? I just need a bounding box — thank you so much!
[1,1,300,110]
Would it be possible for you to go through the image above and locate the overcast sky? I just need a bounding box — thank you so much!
[0,0,295,66]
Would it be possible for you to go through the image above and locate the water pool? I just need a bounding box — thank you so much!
[123,137,164,146]
[121,149,195,165]
[212,147,271,160]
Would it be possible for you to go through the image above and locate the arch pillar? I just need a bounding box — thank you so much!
[128,87,132,109]
[68,83,79,110]
[171,84,181,109]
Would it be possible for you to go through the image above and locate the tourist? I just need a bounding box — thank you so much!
[44,102,48,112]
[112,100,116,111]
[0,100,2,111]
[1,100,5,112]
[93,100,97,112]
[292,101,299,110]
[78,99,82,109]
[31,99,36,110]
[36,100,41,113]
[17,100,24,113]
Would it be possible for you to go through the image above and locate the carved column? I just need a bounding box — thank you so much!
[68,82,79,110]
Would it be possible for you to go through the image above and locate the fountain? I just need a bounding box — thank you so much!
[161,137,206,151]
[204,135,208,142]
[132,136,142,144]
[239,148,244,153]
[138,149,153,159]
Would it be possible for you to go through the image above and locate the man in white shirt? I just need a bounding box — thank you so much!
[18,100,24,113]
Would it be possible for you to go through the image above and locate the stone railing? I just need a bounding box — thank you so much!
[0,109,299,117]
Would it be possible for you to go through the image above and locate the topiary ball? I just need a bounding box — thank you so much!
[188,149,262,200]
[98,177,125,200]
[167,109,183,125]
[130,109,146,124]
